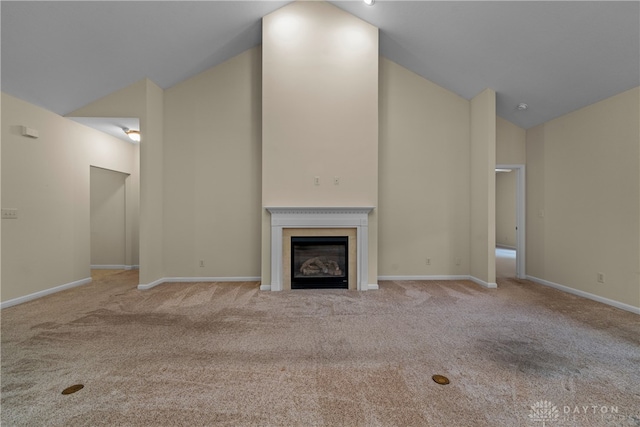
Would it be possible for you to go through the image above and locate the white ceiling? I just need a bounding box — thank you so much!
[2,1,638,129]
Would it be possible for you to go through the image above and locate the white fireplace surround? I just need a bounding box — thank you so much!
[263,207,376,291]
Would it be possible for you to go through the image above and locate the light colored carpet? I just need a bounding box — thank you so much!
[1,271,639,426]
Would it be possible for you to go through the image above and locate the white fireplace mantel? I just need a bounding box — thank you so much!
[263,207,375,291]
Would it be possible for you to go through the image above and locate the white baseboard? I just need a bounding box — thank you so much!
[258,283,378,291]
[496,244,517,250]
[137,276,261,291]
[469,276,498,289]
[378,275,497,289]
[378,274,498,289]
[137,277,166,290]
[91,265,139,270]
[527,276,640,315]
[379,275,471,281]
[1,277,92,309]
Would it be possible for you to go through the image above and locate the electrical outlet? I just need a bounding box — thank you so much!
[426,258,431,266]
[334,176,340,185]
[455,258,461,266]
[314,176,320,186]
[199,260,205,268]
[597,272,605,284]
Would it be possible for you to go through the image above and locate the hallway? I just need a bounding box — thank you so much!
[496,247,516,279]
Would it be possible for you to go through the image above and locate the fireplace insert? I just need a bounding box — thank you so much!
[291,236,348,289]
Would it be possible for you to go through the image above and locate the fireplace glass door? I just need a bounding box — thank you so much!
[291,236,348,289]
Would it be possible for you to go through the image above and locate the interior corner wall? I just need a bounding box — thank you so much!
[470,89,497,286]
[139,80,164,285]
[525,124,545,277]
[0,93,3,294]
[1,93,136,303]
[378,58,470,277]
[261,1,379,287]
[162,47,262,278]
[526,87,640,309]
[68,78,164,286]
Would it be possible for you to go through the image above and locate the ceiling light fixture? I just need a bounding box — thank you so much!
[123,128,141,142]
[364,0,375,5]
[517,103,529,111]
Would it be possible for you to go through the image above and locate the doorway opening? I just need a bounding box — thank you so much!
[90,166,130,270]
[495,164,525,279]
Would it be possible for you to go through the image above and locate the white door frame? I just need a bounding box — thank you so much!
[496,164,526,279]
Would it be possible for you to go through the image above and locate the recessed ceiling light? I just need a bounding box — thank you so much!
[517,103,529,111]
[364,0,375,5]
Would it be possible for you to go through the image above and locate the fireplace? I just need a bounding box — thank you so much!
[291,236,348,289]
[264,207,375,291]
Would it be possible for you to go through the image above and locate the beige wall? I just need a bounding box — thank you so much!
[526,124,545,277]
[526,87,640,309]
[470,89,497,285]
[1,93,137,302]
[139,80,165,285]
[163,48,262,277]
[496,117,526,165]
[261,1,379,286]
[69,78,163,286]
[1,95,3,293]
[496,171,516,248]
[378,58,470,276]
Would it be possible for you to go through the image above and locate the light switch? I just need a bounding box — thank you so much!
[2,208,18,219]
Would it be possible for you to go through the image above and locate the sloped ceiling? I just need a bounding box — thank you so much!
[2,1,638,129]
[67,117,141,143]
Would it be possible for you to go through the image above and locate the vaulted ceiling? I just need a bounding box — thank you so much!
[2,1,638,129]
